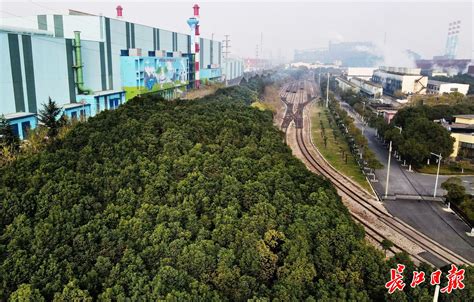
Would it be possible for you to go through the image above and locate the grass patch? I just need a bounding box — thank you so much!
[251,101,273,111]
[182,83,224,100]
[311,103,372,192]
[261,85,281,113]
[416,164,474,175]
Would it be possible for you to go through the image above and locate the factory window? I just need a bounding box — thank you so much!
[450,88,458,92]
[71,111,78,120]
[21,121,31,138]
[103,96,108,110]
[109,98,120,110]
[80,110,85,119]
[96,99,100,113]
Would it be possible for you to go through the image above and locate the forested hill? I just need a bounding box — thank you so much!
[1,81,467,301]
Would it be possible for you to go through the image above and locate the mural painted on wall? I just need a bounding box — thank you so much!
[121,56,189,100]
[144,58,188,90]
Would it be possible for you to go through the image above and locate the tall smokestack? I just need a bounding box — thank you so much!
[187,4,201,88]
[193,4,200,17]
[116,5,123,19]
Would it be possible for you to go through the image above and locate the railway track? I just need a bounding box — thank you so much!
[281,79,472,267]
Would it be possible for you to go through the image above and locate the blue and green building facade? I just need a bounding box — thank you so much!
[0,12,241,139]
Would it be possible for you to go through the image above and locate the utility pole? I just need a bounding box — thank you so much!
[431,152,442,198]
[222,35,230,86]
[394,126,402,161]
[384,141,392,199]
[255,44,259,58]
[326,73,330,107]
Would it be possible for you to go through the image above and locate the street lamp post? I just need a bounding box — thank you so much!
[326,72,329,107]
[384,140,392,199]
[431,152,442,198]
[362,100,366,123]
[394,125,403,161]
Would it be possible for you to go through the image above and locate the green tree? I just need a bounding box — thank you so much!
[381,239,394,257]
[38,97,66,139]
[53,281,92,302]
[0,114,20,150]
[399,138,429,168]
[9,284,45,302]
[441,177,466,205]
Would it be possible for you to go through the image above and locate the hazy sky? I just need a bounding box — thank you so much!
[1,0,472,63]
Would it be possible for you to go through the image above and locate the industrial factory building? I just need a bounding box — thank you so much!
[1,6,243,139]
[372,67,428,96]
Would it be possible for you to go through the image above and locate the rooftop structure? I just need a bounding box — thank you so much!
[377,109,398,124]
[345,67,376,80]
[379,66,421,75]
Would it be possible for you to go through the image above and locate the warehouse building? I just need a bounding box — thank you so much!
[335,76,359,93]
[349,77,383,98]
[223,58,244,84]
[426,80,469,96]
[1,7,243,138]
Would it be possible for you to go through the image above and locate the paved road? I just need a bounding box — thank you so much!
[337,101,474,262]
[339,102,474,197]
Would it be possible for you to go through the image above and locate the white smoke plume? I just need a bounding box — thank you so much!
[375,41,416,68]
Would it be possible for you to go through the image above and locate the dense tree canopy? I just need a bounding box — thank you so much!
[392,103,474,125]
[0,80,471,300]
[337,90,460,167]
